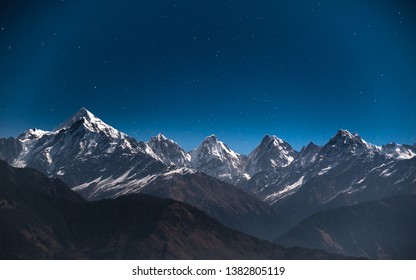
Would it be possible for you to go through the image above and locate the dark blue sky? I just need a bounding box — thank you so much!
[1,0,415,153]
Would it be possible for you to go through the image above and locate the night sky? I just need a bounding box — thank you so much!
[1,0,415,153]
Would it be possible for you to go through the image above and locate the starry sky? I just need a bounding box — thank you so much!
[1,0,415,154]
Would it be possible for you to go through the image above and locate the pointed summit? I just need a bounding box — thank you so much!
[204,134,219,143]
[247,135,297,175]
[54,107,96,131]
[294,142,321,167]
[260,134,287,146]
[150,133,169,142]
[147,134,191,167]
[301,142,321,154]
[77,107,91,117]
[197,134,236,156]
[190,135,249,184]
[332,129,356,141]
[328,129,368,147]
[54,108,125,139]
[156,133,168,141]
[337,129,354,135]
[321,129,379,158]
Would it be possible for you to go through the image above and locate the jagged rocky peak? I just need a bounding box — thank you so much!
[194,134,243,161]
[190,134,249,184]
[54,107,93,129]
[154,133,169,141]
[54,107,126,139]
[147,133,191,167]
[331,129,356,142]
[247,134,297,175]
[303,141,320,150]
[149,133,178,145]
[381,142,416,160]
[329,129,368,146]
[259,134,294,151]
[328,129,376,150]
[323,129,379,156]
[18,128,49,141]
[263,134,285,144]
[204,134,220,144]
[295,142,321,167]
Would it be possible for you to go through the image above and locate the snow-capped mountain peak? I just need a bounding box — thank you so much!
[381,143,416,160]
[247,134,297,175]
[14,128,52,168]
[18,128,50,141]
[54,107,92,130]
[198,134,237,157]
[203,134,222,146]
[330,129,368,145]
[155,133,168,142]
[147,133,191,167]
[54,107,126,139]
[190,135,249,184]
[322,129,379,157]
[333,129,355,141]
[263,134,285,145]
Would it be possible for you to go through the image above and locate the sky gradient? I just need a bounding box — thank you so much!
[1,0,415,154]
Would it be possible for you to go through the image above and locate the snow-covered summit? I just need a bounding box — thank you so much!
[190,135,249,184]
[329,130,374,148]
[54,107,127,139]
[247,134,297,175]
[18,128,50,141]
[194,134,238,159]
[14,128,52,168]
[205,134,219,142]
[381,143,416,160]
[153,133,169,142]
[321,129,379,158]
[147,133,191,167]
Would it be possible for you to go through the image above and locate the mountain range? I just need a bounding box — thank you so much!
[1,108,415,259]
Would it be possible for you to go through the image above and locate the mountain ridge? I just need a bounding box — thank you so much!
[276,194,416,259]
[1,108,415,240]
[0,160,345,260]
[2,109,415,173]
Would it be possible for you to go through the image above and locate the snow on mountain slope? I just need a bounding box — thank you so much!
[190,135,250,184]
[6,108,169,193]
[318,129,380,159]
[270,156,416,230]
[241,129,416,233]
[292,142,321,168]
[13,128,52,167]
[147,133,191,167]
[265,175,305,202]
[381,143,416,160]
[54,107,126,139]
[247,135,297,175]
[1,108,415,235]
[244,129,416,208]
[73,166,195,200]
